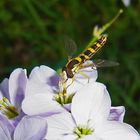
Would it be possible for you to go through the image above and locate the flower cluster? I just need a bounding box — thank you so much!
[0,63,139,140]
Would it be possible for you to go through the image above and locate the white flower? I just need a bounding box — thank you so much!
[22,65,97,115]
[45,82,139,140]
[22,65,126,122]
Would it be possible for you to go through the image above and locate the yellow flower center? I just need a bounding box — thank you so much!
[74,125,94,138]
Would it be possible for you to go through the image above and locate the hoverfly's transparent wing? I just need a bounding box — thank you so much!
[92,59,119,67]
[63,36,77,60]
[81,59,119,69]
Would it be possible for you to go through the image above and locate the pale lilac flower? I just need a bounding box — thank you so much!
[0,68,27,126]
[0,115,47,140]
[22,65,97,115]
[46,82,139,140]
[122,0,130,6]
[109,106,125,122]
[22,65,125,122]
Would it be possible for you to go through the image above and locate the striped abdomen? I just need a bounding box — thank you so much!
[78,35,107,63]
[63,35,107,78]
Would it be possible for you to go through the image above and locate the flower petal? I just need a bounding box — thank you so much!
[14,116,47,140]
[0,78,9,99]
[0,115,14,140]
[98,121,139,140]
[0,91,3,100]
[60,135,77,140]
[25,80,54,97]
[46,135,77,140]
[81,134,101,140]
[108,106,125,122]
[25,66,60,97]
[11,111,25,127]
[66,79,86,95]
[75,60,98,83]
[46,112,76,139]
[71,82,111,126]
[9,68,27,108]
[29,65,59,89]
[122,0,130,6]
[137,136,140,140]
[22,94,65,115]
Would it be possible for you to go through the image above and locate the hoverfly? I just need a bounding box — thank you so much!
[62,35,119,79]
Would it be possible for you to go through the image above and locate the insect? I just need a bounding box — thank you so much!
[62,35,118,79]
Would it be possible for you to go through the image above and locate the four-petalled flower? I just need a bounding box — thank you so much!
[0,68,27,126]
[46,82,139,140]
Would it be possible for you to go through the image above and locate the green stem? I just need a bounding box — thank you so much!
[98,9,123,35]
[86,9,123,49]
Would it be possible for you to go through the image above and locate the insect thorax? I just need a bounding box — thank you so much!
[63,59,81,78]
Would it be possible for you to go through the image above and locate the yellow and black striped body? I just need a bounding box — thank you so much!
[63,35,107,78]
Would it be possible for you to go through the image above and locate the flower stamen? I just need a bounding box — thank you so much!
[54,92,74,105]
[0,97,19,119]
[74,125,94,138]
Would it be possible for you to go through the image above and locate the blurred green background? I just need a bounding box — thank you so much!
[0,0,140,131]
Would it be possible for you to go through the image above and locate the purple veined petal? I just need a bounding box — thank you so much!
[98,121,139,140]
[0,115,14,140]
[108,106,125,122]
[29,65,60,89]
[22,93,65,116]
[0,78,10,100]
[63,103,71,111]
[14,116,47,140]
[11,111,25,127]
[9,68,27,109]
[71,82,111,127]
